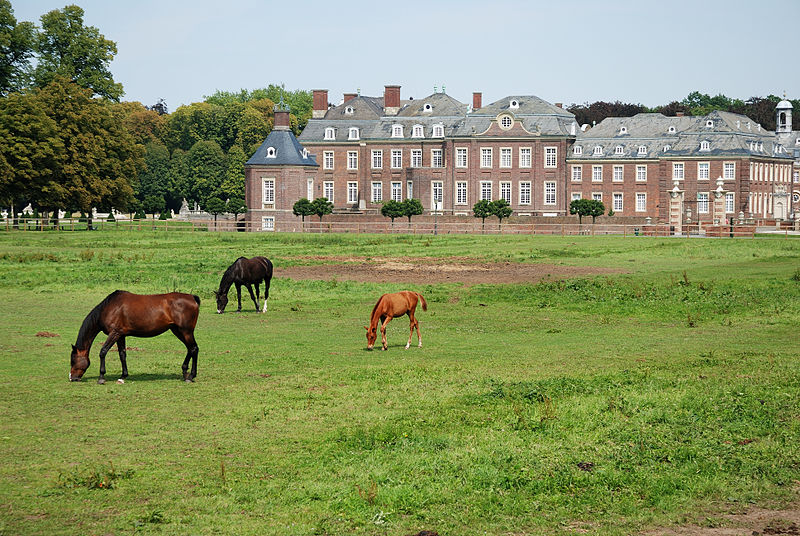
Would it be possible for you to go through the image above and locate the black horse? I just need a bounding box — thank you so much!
[214,256,273,313]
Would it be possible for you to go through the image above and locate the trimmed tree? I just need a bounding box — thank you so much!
[587,199,605,223]
[311,197,333,222]
[569,198,588,224]
[490,199,512,227]
[227,196,247,228]
[292,198,315,225]
[401,198,423,223]
[381,199,404,227]
[204,196,226,229]
[472,199,492,231]
[570,198,605,224]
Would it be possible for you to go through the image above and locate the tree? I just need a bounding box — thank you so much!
[311,197,333,222]
[142,194,165,219]
[293,198,314,229]
[0,0,36,96]
[220,145,246,201]
[227,196,247,224]
[490,199,512,226]
[473,199,492,230]
[585,199,605,223]
[569,199,588,224]
[204,196,226,228]
[567,100,647,127]
[186,140,226,205]
[401,198,424,223]
[381,199,404,226]
[33,5,123,101]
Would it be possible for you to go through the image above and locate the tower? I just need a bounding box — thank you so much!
[776,94,792,134]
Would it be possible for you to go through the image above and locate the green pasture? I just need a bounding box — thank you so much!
[0,231,798,535]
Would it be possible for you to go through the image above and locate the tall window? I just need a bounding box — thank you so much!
[592,165,602,182]
[571,165,582,182]
[500,181,511,203]
[347,151,358,170]
[724,162,735,179]
[371,182,382,203]
[323,151,334,170]
[323,181,334,202]
[431,181,443,209]
[411,150,422,168]
[725,192,735,213]
[324,127,335,140]
[480,181,492,201]
[391,181,402,202]
[698,162,709,180]
[431,149,443,168]
[456,182,468,205]
[432,125,444,137]
[456,147,468,168]
[480,148,492,168]
[673,162,684,180]
[407,181,413,199]
[392,125,403,138]
[371,150,382,169]
[307,179,314,200]
[545,147,557,168]
[519,147,532,168]
[636,192,646,212]
[262,178,274,204]
[636,165,647,182]
[613,165,623,182]
[347,181,358,203]
[391,149,402,169]
[412,125,424,138]
[348,127,359,140]
[519,182,531,205]
[613,193,623,211]
[500,148,512,168]
[544,182,556,205]
[697,192,709,213]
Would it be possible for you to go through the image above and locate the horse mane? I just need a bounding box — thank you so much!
[219,257,247,291]
[75,290,122,347]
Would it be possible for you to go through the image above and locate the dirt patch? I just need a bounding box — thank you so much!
[35,331,59,338]
[277,257,624,285]
[643,505,800,535]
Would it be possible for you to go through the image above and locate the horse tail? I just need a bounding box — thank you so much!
[417,292,427,311]
[192,295,201,305]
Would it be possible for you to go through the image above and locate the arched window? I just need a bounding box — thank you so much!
[392,125,403,138]
[324,127,335,140]
[266,147,276,158]
[573,146,582,155]
[614,145,624,155]
[432,124,444,137]
[412,125,424,138]
[593,145,603,156]
[700,140,710,151]
[638,145,647,155]
[348,127,359,140]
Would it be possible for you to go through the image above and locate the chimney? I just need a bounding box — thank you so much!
[273,104,290,131]
[343,92,357,103]
[676,111,684,117]
[555,102,563,109]
[384,85,401,116]
[472,92,482,110]
[312,89,328,119]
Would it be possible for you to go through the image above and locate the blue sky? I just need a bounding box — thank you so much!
[13,0,800,111]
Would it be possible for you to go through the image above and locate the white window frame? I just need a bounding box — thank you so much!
[391,124,403,138]
[698,162,709,180]
[347,150,358,170]
[723,162,735,179]
[636,165,647,182]
[371,150,382,169]
[519,182,531,205]
[391,181,402,202]
[725,192,735,213]
[592,192,603,202]
[700,140,710,151]
[371,181,382,203]
[573,146,583,155]
[406,181,413,199]
[432,124,444,137]
[571,192,582,201]
[500,115,513,129]
[613,165,623,182]
[391,149,402,169]
[323,151,334,170]
[261,216,274,231]
[348,127,359,140]
[593,145,603,156]
[412,125,424,138]
[500,181,512,203]
[323,181,334,202]
[544,181,556,205]
[697,192,709,214]
[480,148,492,168]
[431,149,443,168]
[638,145,647,156]
[636,192,646,212]
[262,178,275,205]
[614,145,624,155]
[431,181,443,209]
[324,127,335,140]
[500,147,512,168]
[571,165,582,182]
[592,165,603,182]
[613,192,623,212]
[456,181,468,205]
[519,147,532,168]
[673,162,684,180]
[307,178,314,200]
[480,181,492,201]
[411,149,422,168]
[545,147,557,168]
[456,147,468,168]
[347,181,358,204]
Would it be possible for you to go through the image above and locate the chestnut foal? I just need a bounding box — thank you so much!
[365,291,427,351]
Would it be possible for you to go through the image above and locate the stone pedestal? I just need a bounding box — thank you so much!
[669,181,684,234]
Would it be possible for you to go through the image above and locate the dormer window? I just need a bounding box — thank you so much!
[705,120,714,128]
[423,103,433,113]
[668,126,676,134]
[266,147,276,158]
[412,125,424,138]
[573,146,583,155]
[619,126,627,135]
[324,127,335,140]
[614,145,624,155]
[593,145,603,156]
[499,115,513,129]
[749,141,756,151]
[700,140,710,151]
[663,145,671,152]
[759,142,763,151]
[796,138,800,146]
[509,99,519,109]
[638,145,647,155]
[392,125,403,138]
[345,106,354,115]
[302,148,308,159]
[348,127,359,140]
[432,124,444,137]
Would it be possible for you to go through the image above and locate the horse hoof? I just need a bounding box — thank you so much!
[405,345,410,350]
[97,378,106,385]
[184,378,194,383]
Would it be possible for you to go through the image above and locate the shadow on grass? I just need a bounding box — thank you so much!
[95,372,185,382]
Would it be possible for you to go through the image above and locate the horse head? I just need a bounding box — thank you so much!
[365,325,377,350]
[214,289,228,314]
[69,344,89,381]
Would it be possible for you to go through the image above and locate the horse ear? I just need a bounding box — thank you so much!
[363,325,369,331]
[71,344,76,351]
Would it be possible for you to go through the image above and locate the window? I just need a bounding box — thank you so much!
[500,148,512,168]
[431,149,443,168]
[262,178,275,204]
[371,182,382,203]
[324,127,335,140]
[345,106,354,115]
[407,181,413,199]
[725,192,735,213]
[266,147,276,158]
[392,124,403,138]
[323,181,334,202]
[391,149,402,169]
[371,150,382,169]
[614,145,624,155]
[592,165,603,182]
[668,126,676,133]
[302,148,308,159]
[347,151,358,170]
[593,145,603,156]
[698,162,709,180]
[431,181,443,209]
[348,127,359,140]
[412,125,424,138]
[697,192,709,213]
[323,151,334,170]
[620,126,628,135]
[544,182,556,205]
[432,124,444,137]
[307,178,314,200]
[700,140,710,151]
[423,103,432,112]
[519,182,531,205]
[673,162,684,180]
[480,181,492,201]
[509,99,519,109]
[500,181,511,203]
[545,147,557,168]
[456,182,468,205]
[636,165,647,182]
[572,165,582,182]
[500,115,513,129]
[663,145,671,152]
[705,120,714,128]
[572,192,582,201]
[391,181,402,202]
[723,162,735,179]
[636,192,646,212]
[613,192,623,212]
[261,216,274,231]
[573,146,583,155]
[456,147,468,168]
[347,181,358,203]
[638,145,647,156]
[613,165,623,182]
[592,192,602,202]
[481,148,492,168]
[519,147,531,168]
[411,149,422,168]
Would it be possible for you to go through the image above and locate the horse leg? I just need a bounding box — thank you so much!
[117,336,128,379]
[406,313,415,349]
[246,284,259,311]
[236,283,243,312]
[415,317,422,348]
[254,282,261,311]
[97,333,120,384]
[262,278,271,313]
[172,327,199,382]
[381,316,392,351]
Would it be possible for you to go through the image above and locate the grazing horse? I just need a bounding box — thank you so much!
[214,256,273,313]
[365,291,427,351]
[69,291,200,383]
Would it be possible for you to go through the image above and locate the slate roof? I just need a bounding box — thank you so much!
[246,128,318,167]
[473,95,574,118]
[397,92,469,117]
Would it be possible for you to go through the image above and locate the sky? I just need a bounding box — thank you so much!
[12,0,800,112]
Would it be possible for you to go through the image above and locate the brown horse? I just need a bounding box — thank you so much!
[214,256,273,313]
[69,291,200,384]
[365,291,427,351]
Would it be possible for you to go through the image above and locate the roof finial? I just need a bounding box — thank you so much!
[434,85,437,94]
[279,83,287,110]
[442,84,446,94]
[357,87,361,96]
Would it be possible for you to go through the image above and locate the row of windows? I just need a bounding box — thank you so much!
[574,140,718,156]
[324,124,445,141]
[572,165,648,182]
[321,147,558,170]
[673,162,735,180]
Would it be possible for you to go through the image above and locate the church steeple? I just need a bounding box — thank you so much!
[776,93,792,134]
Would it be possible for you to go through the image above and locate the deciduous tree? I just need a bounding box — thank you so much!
[401,198,424,223]
[311,197,333,222]
[0,0,36,96]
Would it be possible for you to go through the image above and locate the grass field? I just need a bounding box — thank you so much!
[0,231,798,535]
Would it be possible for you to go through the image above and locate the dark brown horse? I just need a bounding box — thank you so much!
[69,291,200,383]
[365,291,427,351]
[214,256,273,313]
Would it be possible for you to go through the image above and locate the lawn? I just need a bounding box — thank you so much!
[0,230,798,535]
